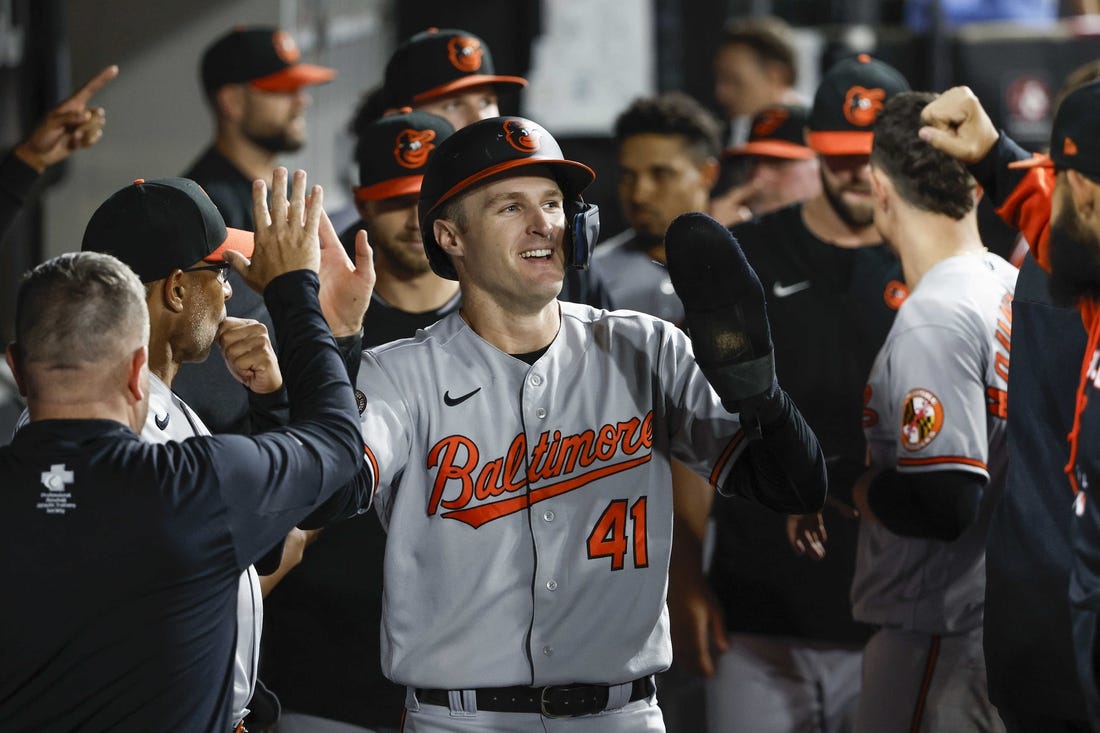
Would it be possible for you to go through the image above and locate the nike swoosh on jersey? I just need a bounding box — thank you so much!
[154,413,170,430]
[443,387,482,407]
[772,280,811,298]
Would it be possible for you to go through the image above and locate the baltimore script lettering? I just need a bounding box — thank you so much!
[426,412,655,528]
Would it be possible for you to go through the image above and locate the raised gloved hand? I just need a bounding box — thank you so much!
[666,212,778,427]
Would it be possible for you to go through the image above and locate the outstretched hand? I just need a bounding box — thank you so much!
[918,86,999,164]
[317,211,375,337]
[226,167,323,293]
[14,65,118,173]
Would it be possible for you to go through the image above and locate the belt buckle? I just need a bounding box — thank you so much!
[539,685,569,719]
[539,684,604,718]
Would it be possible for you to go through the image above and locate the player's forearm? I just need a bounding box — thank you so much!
[723,389,827,514]
[968,133,1053,268]
[866,468,983,541]
[263,270,362,484]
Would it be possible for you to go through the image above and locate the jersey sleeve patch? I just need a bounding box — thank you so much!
[900,388,944,451]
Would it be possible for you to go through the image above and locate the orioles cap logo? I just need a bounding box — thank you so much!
[752,108,790,138]
[843,86,886,127]
[901,388,944,451]
[272,30,301,64]
[394,128,437,169]
[447,36,483,73]
[1065,137,1079,156]
[503,120,541,153]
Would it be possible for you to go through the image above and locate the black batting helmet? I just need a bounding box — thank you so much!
[418,116,598,280]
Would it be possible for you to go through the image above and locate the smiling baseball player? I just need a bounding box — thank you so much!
[336,116,827,730]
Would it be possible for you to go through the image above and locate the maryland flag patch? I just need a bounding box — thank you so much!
[900,388,943,451]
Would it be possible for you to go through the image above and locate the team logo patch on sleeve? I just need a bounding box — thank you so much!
[900,388,943,451]
[355,389,367,415]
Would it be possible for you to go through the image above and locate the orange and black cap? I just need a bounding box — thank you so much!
[1009,78,1100,183]
[354,111,455,202]
[201,26,335,95]
[419,116,595,280]
[808,54,909,156]
[384,28,527,108]
[726,104,814,160]
[82,178,253,283]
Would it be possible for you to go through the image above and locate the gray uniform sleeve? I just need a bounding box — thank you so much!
[887,325,991,480]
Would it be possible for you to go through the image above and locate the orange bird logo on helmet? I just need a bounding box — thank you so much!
[843,86,886,127]
[447,36,483,73]
[393,128,437,169]
[503,120,541,153]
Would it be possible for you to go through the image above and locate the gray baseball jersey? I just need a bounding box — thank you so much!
[590,230,684,325]
[146,374,263,725]
[13,378,263,724]
[851,252,1016,634]
[357,301,747,689]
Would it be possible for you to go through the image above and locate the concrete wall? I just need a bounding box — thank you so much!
[44,0,391,257]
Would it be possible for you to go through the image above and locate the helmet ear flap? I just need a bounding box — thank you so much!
[566,198,600,270]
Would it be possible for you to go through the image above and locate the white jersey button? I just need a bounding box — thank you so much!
[543,510,555,522]
[536,408,547,419]
[531,374,543,386]
[543,646,553,656]
[546,579,558,591]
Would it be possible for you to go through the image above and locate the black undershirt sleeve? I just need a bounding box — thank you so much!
[866,468,984,541]
[722,388,828,514]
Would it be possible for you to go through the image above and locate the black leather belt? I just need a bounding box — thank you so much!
[417,675,655,718]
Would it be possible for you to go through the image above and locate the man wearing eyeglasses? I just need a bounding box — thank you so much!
[61,174,371,732]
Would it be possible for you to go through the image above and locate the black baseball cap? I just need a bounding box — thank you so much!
[384,28,527,108]
[726,104,814,160]
[82,178,254,284]
[808,54,910,155]
[354,110,455,201]
[1009,78,1100,182]
[202,26,336,95]
[419,116,594,280]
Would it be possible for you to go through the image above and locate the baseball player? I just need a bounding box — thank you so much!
[916,75,1097,733]
[382,27,526,130]
[849,93,1015,732]
[0,169,371,731]
[381,27,612,311]
[670,55,908,733]
[262,110,456,733]
[591,92,722,325]
[343,116,827,731]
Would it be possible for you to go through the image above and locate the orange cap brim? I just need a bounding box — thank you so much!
[205,227,254,261]
[428,158,595,218]
[411,75,528,104]
[807,131,874,156]
[355,176,424,202]
[726,140,815,160]
[1007,153,1055,170]
[251,64,337,92]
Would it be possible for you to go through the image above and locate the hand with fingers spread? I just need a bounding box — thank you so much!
[318,211,376,337]
[918,86,999,164]
[14,65,118,173]
[226,167,324,293]
[217,317,283,394]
